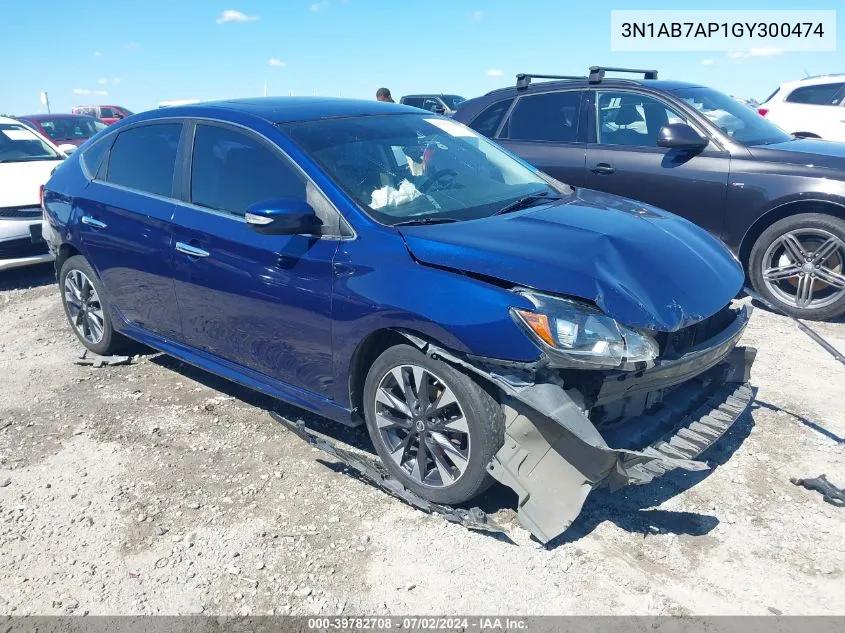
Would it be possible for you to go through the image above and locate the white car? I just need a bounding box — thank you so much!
[758,75,845,142]
[0,116,66,271]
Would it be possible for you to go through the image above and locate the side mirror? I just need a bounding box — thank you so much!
[58,143,77,155]
[657,123,708,151]
[244,198,321,235]
[431,105,446,114]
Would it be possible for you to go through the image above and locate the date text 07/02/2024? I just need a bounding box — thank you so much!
[306,616,529,630]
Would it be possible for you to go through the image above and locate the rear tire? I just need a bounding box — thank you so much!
[59,255,124,355]
[362,344,504,505]
[748,213,845,321]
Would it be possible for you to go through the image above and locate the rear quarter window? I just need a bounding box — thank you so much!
[785,83,845,106]
[467,98,513,138]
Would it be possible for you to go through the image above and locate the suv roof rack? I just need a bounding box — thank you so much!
[514,66,659,90]
[515,74,586,90]
[588,66,658,83]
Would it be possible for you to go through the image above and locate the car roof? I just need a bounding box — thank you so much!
[146,97,422,123]
[403,94,459,98]
[778,74,845,89]
[0,115,28,125]
[483,78,704,98]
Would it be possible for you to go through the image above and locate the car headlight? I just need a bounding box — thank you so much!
[510,290,659,370]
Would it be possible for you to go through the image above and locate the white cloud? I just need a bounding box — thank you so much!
[486,68,503,77]
[72,88,91,95]
[701,59,714,66]
[268,58,287,67]
[93,51,102,58]
[216,9,259,24]
[727,47,783,59]
[471,10,483,21]
[112,77,122,85]
[94,90,109,96]
[310,1,328,12]
[97,78,108,85]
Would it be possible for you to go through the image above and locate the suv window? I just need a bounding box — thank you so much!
[402,97,424,108]
[596,91,685,147]
[100,107,116,118]
[106,123,181,196]
[500,91,583,143]
[785,83,845,106]
[191,124,306,217]
[468,99,514,138]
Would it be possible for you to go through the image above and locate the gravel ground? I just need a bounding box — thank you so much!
[1,263,843,616]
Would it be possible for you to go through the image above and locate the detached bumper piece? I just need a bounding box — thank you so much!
[268,412,507,535]
[404,305,757,545]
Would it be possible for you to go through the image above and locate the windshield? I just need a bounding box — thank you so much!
[38,117,107,141]
[673,87,792,145]
[441,95,466,110]
[287,114,568,225]
[0,123,61,162]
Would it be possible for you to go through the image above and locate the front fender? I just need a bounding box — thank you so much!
[331,234,540,406]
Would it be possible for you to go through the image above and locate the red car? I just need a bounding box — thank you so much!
[16,114,108,149]
[71,104,133,125]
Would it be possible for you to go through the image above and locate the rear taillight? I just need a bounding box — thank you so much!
[757,108,769,117]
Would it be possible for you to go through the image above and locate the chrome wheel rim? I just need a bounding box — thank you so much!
[64,269,105,345]
[374,364,470,488]
[762,229,845,310]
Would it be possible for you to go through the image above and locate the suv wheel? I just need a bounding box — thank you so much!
[362,344,504,505]
[60,255,124,355]
[749,213,845,321]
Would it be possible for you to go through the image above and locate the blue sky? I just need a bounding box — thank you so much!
[2,0,841,115]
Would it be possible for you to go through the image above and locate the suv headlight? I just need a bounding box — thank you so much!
[510,290,659,370]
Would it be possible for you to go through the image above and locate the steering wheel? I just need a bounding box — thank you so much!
[418,169,457,193]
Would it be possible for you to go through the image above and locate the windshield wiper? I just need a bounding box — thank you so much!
[391,216,461,227]
[493,191,562,216]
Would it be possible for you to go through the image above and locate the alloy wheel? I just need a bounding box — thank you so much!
[761,229,845,310]
[373,364,471,488]
[64,269,105,345]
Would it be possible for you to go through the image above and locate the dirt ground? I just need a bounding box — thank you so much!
[1,262,843,616]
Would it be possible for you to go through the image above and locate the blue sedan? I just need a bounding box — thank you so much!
[42,97,756,543]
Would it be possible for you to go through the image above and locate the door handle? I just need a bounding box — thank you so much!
[81,215,107,229]
[591,163,616,175]
[175,241,210,258]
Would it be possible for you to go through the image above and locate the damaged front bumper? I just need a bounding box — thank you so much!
[407,304,756,544]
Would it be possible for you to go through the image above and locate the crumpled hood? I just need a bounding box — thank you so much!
[399,189,744,331]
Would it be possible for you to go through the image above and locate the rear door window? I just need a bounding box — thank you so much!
[105,123,181,196]
[100,107,116,118]
[785,83,845,106]
[468,99,513,138]
[500,91,584,142]
[402,97,424,108]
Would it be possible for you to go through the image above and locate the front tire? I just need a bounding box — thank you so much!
[749,213,845,321]
[59,255,124,355]
[362,344,504,505]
